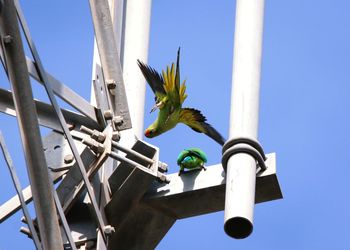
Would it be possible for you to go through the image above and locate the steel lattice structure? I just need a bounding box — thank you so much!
[0,0,282,249]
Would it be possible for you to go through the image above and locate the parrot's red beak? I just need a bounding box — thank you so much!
[144,129,150,138]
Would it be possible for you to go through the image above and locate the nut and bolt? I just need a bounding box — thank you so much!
[104,110,113,120]
[82,138,105,154]
[106,79,116,90]
[103,225,115,236]
[64,154,74,164]
[112,131,121,141]
[91,130,106,143]
[113,116,124,126]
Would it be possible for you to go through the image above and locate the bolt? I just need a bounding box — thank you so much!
[80,125,93,135]
[91,130,106,143]
[104,225,115,236]
[3,35,12,44]
[158,161,168,173]
[104,110,113,120]
[113,116,124,126]
[106,79,116,90]
[112,131,120,141]
[157,172,170,184]
[82,138,105,154]
[64,154,74,164]
[68,124,75,131]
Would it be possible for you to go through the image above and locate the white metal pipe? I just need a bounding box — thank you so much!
[224,0,265,239]
[120,0,152,140]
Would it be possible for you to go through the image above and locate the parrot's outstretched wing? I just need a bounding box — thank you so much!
[137,60,166,98]
[162,48,187,107]
[179,108,225,145]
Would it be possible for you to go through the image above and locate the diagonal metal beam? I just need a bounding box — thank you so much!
[14,0,108,242]
[0,87,101,131]
[25,57,104,126]
[0,132,42,250]
[0,41,8,74]
[52,190,77,250]
[0,1,63,249]
[0,131,88,223]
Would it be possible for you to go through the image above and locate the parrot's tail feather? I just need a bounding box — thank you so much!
[179,108,226,145]
[201,122,226,146]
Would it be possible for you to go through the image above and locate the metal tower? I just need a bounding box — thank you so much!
[0,0,282,249]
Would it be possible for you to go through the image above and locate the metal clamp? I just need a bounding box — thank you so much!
[221,137,267,172]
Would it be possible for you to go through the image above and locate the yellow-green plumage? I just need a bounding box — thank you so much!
[137,48,225,145]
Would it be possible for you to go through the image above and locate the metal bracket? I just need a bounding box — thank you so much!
[222,137,267,172]
[89,0,132,131]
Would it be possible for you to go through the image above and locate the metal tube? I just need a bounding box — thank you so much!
[121,0,152,138]
[111,141,154,165]
[109,151,151,171]
[0,1,63,249]
[224,0,265,239]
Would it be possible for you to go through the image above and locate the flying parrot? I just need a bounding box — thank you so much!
[177,148,207,176]
[137,48,225,145]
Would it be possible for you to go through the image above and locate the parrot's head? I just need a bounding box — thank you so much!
[144,127,158,138]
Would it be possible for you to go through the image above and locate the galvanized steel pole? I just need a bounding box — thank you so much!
[0,1,63,249]
[121,0,152,138]
[224,0,265,239]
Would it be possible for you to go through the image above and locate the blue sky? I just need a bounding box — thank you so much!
[1,0,350,249]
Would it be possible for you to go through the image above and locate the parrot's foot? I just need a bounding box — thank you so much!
[178,167,206,176]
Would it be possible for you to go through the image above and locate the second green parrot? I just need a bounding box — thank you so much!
[177,148,207,175]
[137,48,225,145]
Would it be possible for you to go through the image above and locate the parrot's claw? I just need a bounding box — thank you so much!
[178,169,185,176]
[201,165,207,171]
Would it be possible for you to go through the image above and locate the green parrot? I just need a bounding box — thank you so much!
[137,48,225,145]
[177,148,207,176]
